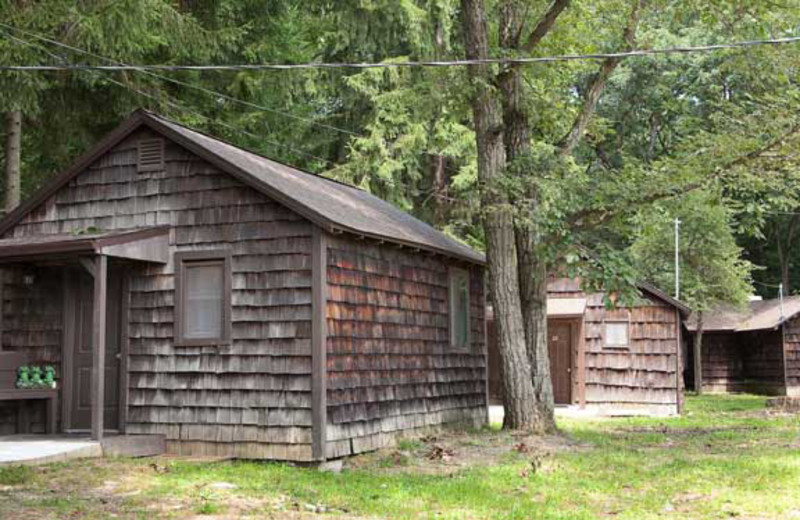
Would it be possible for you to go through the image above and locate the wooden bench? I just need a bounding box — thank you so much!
[0,352,58,434]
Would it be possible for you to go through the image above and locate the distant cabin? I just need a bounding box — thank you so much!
[684,297,800,396]
[0,110,488,461]
[488,278,690,416]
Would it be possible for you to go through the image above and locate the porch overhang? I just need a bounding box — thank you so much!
[547,297,587,318]
[0,226,169,264]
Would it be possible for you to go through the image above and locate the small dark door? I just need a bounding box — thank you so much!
[69,271,122,431]
[548,321,572,405]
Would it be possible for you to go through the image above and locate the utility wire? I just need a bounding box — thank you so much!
[0,21,362,138]
[2,27,338,170]
[0,34,799,71]
[0,23,477,185]
[753,280,783,288]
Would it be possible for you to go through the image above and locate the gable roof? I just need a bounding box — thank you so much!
[0,110,484,264]
[685,296,800,332]
[636,281,692,316]
[547,277,691,316]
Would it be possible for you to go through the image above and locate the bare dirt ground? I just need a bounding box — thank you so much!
[346,427,579,476]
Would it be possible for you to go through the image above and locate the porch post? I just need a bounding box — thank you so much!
[91,254,108,441]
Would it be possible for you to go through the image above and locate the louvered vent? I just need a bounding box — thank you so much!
[137,138,164,172]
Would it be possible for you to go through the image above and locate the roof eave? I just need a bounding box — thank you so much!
[637,281,692,316]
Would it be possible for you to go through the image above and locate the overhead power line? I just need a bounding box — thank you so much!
[0,26,338,170]
[0,21,362,138]
[0,35,799,71]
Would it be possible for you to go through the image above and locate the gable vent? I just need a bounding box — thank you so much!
[137,138,164,172]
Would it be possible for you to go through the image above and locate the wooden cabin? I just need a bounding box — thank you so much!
[0,110,488,462]
[488,278,690,416]
[684,297,800,396]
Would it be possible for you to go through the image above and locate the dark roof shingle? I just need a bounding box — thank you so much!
[685,296,800,332]
[0,110,484,264]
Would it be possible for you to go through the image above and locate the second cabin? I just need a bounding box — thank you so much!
[488,278,690,416]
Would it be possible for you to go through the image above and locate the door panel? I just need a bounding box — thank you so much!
[70,270,122,431]
[548,322,573,405]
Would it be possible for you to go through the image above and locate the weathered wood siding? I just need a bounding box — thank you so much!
[698,332,744,393]
[5,129,315,460]
[696,329,787,395]
[739,330,785,395]
[0,267,63,433]
[784,316,800,396]
[325,236,487,457]
[549,278,680,415]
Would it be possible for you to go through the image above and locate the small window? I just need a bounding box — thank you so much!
[137,138,164,172]
[175,250,231,346]
[449,267,470,348]
[604,321,629,348]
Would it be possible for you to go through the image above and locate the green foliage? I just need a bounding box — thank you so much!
[1,0,799,301]
[631,192,753,311]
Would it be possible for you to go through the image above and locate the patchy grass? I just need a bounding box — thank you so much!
[0,465,33,486]
[0,394,798,519]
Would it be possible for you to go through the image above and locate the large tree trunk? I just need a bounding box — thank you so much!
[693,311,704,394]
[517,242,556,431]
[4,110,21,214]
[498,1,556,434]
[461,0,539,429]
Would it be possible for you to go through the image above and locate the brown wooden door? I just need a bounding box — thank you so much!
[69,271,122,431]
[548,321,572,405]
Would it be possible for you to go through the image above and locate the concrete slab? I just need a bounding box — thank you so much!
[0,435,102,466]
[489,404,674,424]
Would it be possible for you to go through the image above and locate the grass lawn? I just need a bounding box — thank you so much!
[0,394,798,519]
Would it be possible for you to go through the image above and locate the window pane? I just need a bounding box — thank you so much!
[184,263,223,339]
[605,322,628,346]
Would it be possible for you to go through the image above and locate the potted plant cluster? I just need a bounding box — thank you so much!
[16,365,57,389]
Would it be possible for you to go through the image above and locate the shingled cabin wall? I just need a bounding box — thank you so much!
[738,329,785,395]
[698,332,744,393]
[0,268,63,433]
[785,315,800,396]
[548,279,681,415]
[3,128,316,460]
[695,330,787,395]
[325,235,487,458]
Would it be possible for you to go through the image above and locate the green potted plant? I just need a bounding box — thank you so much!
[43,366,57,389]
[30,366,43,387]
[16,366,31,389]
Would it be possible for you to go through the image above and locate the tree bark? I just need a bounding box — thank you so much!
[499,0,559,434]
[516,237,556,430]
[461,0,539,429]
[693,311,704,394]
[4,110,21,214]
[431,154,448,227]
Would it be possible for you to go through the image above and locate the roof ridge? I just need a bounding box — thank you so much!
[139,110,366,193]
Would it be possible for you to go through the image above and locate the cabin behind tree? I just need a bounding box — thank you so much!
[488,278,689,416]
